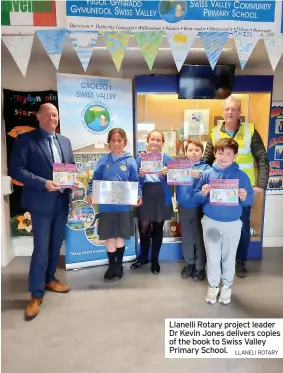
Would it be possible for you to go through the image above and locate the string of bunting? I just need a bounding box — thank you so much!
[2,29,283,77]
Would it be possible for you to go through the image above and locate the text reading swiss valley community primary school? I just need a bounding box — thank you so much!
[69,1,273,19]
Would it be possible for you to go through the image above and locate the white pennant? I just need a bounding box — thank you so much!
[166,32,197,72]
[36,29,67,69]
[263,33,283,71]
[233,32,259,69]
[68,31,98,71]
[2,35,34,77]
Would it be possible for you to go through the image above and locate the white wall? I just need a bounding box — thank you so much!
[1,95,15,266]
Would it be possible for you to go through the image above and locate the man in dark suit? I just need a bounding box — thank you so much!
[9,103,76,320]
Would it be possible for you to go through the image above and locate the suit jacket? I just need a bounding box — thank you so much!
[9,128,75,213]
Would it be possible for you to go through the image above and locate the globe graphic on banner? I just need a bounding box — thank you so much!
[84,104,111,133]
[159,0,187,24]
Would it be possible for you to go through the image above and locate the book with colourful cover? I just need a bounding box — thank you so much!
[210,179,239,206]
[167,160,192,185]
[53,163,77,188]
[140,153,162,174]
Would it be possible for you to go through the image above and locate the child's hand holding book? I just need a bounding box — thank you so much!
[238,188,247,201]
[190,169,201,179]
[201,184,211,196]
[139,168,146,177]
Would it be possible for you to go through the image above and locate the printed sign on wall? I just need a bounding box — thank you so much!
[1,0,57,26]
[267,103,283,194]
[66,0,279,33]
[57,73,135,268]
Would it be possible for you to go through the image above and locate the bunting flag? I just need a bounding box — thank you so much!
[263,33,283,71]
[233,32,259,69]
[101,31,131,71]
[36,29,67,69]
[2,35,34,77]
[199,32,229,70]
[68,30,98,71]
[166,32,197,72]
[135,31,164,70]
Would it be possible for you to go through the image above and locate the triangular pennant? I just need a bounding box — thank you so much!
[233,32,259,69]
[68,30,98,71]
[135,31,164,70]
[166,32,197,72]
[36,29,67,69]
[102,31,131,71]
[263,33,283,71]
[199,32,229,70]
[2,35,34,77]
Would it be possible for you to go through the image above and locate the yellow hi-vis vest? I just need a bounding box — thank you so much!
[211,122,256,186]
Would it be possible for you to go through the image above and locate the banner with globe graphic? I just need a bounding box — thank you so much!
[57,73,135,269]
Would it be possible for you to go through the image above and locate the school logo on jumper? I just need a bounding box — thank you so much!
[120,165,127,171]
[81,103,112,134]
[1,0,57,26]
[159,0,187,24]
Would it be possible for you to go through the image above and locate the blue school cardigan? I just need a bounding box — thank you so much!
[136,153,173,205]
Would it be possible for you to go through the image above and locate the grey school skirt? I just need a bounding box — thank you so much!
[137,182,174,222]
[98,211,134,240]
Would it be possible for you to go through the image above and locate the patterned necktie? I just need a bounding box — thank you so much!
[48,136,61,163]
[49,136,64,192]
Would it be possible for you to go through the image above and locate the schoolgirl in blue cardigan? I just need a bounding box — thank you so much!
[131,130,173,274]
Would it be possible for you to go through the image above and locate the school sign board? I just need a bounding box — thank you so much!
[66,0,281,34]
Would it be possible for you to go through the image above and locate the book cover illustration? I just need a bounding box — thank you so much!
[92,180,138,205]
[140,153,162,174]
[53,163,78,188]
[210,179,239,206]
[167,160,192,185]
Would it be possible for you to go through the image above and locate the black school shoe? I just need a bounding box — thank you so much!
[104,265,115,281]
[192,269,206,282]
[236,261,248,278]
[113,265,123,280]
[181,264,195,278]
[130,259,149,270]
[151,262,160,275]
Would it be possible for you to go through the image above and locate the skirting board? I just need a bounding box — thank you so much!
[13,237,66,256]
[13,236,33,256]
[262,237,283,247]
[13,236,282,257]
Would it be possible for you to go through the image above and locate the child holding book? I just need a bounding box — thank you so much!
[176,139,211,281]
[195,138,254,305]
[87,128,142,281]
[130,130,173,274]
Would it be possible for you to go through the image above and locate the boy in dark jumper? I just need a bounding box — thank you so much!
[176,139,211,282]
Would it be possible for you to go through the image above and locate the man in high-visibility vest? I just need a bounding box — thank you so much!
[204,96,269,278]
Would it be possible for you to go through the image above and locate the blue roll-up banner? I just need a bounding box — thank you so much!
[57,73,136,269]
[66,0,280,33]
[267,103,283,195]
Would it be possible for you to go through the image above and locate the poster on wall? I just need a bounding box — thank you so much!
[267,103,283,194]
[184,109,209,137]
[1,0,57,26]
[163,130,177,157]
[65,0,279,33]
[56,73,135,269]
[3,89,58,237]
